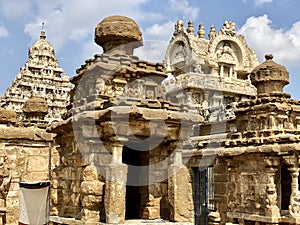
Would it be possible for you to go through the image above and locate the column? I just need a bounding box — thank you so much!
[265,156,280,217]
[283,156,300,217]
[229,66,233,78]
[168,150,193,222]
[220,65,224,77]
[105,138,128,224]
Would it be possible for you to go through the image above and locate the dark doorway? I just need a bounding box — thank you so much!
[281,164,291,210]
[193,167,214,225]
[122,144,148,220]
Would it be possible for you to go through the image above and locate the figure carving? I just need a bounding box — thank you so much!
[289,191,300,217]
[265,178,280,217]
[0,157,12,208]
[220,20,236,36]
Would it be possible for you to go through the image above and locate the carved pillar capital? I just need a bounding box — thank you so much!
[109,137,127,164]
[283,155,298,166]
[265,156,280,168]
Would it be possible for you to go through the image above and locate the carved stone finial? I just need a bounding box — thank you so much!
[187,20,194,34]
[208,25,216,40]
[265,54,274,60]
[197,23,205,38]
[40,22,46,40]
[174,19,185,36]
[250,54,289,95]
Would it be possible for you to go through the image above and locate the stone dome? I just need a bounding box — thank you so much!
[250,54,289,95]
[0,108,17,124]
[23,97,48,114]
[94,15,143,54]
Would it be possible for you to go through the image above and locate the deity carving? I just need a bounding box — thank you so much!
[220,20,236,36]
[289,191,300,217]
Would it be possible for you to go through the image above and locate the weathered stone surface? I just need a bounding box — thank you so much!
[168,165,193,222]
[0,108,17,124]
[251,54,289,95]
[23,97,48,114]
[82,165,98,181]
[80,181,104,195]
[105,163,127,224]
[94,15,143,53]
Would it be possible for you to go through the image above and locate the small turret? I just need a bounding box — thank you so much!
[250,54,289,95]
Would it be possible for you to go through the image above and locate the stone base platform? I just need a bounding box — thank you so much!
[50,216,193,225]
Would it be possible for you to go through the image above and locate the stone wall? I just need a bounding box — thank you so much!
[0,126,58,225]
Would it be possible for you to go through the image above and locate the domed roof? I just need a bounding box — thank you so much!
[250,54,289,95]
[94,15,143,53]
[23,97,48,114]
[0,108,17,124]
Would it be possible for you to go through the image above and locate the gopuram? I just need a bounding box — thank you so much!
[0,15,300,225]
[0,28,72,124]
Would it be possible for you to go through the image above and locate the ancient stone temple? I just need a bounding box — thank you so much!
[48,15,202,224]
[1,14,300,225]
[164,19,259,123]
[192,54,300,225]
[0,28,72,124]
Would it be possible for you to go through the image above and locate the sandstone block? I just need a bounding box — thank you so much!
[81,181,104,195]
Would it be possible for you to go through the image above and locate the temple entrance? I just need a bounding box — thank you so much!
[193,167,214,225]
[281,164,291,211]
[122,144,149,220]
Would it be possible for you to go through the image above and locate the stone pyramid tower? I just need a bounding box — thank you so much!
[0,27,72,123]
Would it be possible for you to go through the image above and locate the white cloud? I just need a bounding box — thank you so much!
[242,0,273,6]
[238,15,300,67]
[0,26,8,37]
[0,0,34,19]
[134,40,169,62]
[168,0,200,20]
[254,0,273,5]
[144,21,174,41]
[23,0,151,51]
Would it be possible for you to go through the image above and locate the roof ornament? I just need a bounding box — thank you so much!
[187,20,195,34]
[220,20,236,36]
[173,19,185,36]
[208,25,216,40]
[40,22,46,39]
[197,22,205,38]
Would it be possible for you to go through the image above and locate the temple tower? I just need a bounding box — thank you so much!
[164,20,259,124]
[0,28,72,123]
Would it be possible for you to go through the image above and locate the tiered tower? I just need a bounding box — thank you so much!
[164,20,259,124]
[0,28,72,123]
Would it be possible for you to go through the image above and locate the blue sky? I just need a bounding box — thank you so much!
[0,0,300,99]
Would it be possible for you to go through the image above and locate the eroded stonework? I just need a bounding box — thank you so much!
[1,15,300,225]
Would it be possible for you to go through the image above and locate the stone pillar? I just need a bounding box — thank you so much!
[105,139,128,224]
[265,157,280,217]
[80,165,104,224]
[283,156,300,217]
[220,65,224,77]
[288,166,299,202]
[229,66,233,78]
[168,150,193,222]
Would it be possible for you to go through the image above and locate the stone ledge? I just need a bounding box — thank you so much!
[49,217,193,225]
